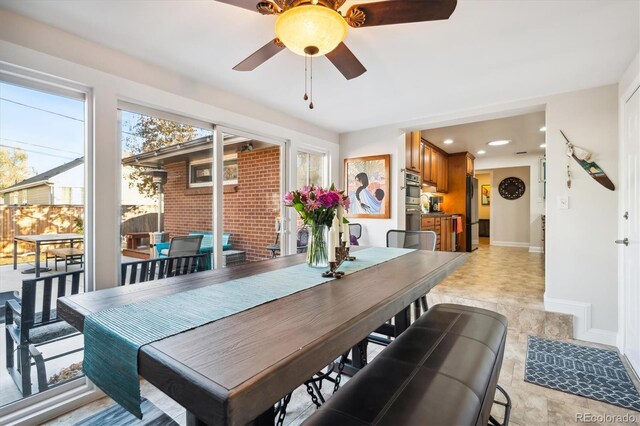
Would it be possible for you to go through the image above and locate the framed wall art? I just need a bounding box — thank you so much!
[481,184,491,205]
[344,154,390,219]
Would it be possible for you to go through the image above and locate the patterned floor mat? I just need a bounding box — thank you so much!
[525,336,640,412]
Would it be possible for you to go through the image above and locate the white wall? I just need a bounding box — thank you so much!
[339,126,405,247]
[476,154,545,252]
[487,166,531,247]
[0,9,340,291]
[544,85,618,343]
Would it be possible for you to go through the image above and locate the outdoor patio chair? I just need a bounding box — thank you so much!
[121,253,208,284]
[266,227,309,257]
[158,235,203,258]
[156,233,231,261]
[266,220,282,258]
[5,270,84,397]
[296,227,309,253]
[368,230,437,347]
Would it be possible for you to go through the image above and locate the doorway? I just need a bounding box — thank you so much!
[476,171,491,246]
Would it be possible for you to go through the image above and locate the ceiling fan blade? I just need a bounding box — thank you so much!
[213,0,258,12]
[233,39,285,71]
[346,0,457,28]
[325,42,367,80]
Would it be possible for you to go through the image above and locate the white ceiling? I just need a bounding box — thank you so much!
[421,111,546,158]
[1,0,637,134]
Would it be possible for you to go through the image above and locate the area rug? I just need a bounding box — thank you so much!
[74,398,177,426]
[525,336,640,412]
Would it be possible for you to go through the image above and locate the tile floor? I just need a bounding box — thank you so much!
[42,243,640,425]
[429,240,573,340]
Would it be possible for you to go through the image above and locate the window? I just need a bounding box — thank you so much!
[189,159,213,186]
[189,154,238,188]
[297,151,325,188]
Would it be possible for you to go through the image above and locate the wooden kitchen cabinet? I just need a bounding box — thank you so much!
[466,153,475,176]
[405,131,422,173]
[421,216,451,251]
[430,149,439,185]
[419,140,448,193]
[421,216,442,251]
[436,152,449,193]
[421,143,432,184]
[427,147,449,193]
[440,217,453,251]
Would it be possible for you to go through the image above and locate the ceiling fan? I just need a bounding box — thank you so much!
[217,0,458,80]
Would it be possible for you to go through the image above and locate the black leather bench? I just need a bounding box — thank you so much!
[304,304,510,426]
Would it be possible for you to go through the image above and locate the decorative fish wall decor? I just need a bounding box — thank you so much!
[560,130,615,191]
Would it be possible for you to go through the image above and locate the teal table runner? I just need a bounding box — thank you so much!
[83,247,414,418]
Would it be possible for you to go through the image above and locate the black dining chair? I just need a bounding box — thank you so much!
[386,229,436,251]
[368,230,437,347]
[348,223,362,245]
[388,230,436,321]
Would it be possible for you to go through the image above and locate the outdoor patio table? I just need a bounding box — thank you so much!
[57,248,466,426]
[13,233,84,278]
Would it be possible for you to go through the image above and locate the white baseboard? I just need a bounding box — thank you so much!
[490,240,530,248]
[544,294,618,346]
[528,246,544,253]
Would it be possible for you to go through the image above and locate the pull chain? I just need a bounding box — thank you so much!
[303,54,309,101]
[309,54,314,109]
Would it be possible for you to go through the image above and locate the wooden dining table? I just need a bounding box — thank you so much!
[58,248,466,426]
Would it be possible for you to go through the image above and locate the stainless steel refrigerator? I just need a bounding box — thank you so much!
[466,175,479,252]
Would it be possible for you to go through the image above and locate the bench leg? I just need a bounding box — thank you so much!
[489,384,512,426]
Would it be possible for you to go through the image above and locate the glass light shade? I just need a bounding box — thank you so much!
[275,5,347,56]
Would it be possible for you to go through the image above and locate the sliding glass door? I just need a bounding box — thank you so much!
[0,76,90,411]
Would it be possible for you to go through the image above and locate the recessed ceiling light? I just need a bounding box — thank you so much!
[443,139,454,145]
[540,143,546,148]
[477,150,486,155]
[539,126,547,132]
[487,140,510,146]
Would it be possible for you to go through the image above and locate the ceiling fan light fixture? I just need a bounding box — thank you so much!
[275,5,347,56]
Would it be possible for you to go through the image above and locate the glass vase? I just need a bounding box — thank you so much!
[307,223,329,268]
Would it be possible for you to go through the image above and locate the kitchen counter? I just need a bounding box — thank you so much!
[421,212,461,217]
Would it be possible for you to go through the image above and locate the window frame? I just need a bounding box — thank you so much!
[0,63,98,425]
[296,146,328,188]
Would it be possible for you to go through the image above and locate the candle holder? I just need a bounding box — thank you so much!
[322,240,356,279]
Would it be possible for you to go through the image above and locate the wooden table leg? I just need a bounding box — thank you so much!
[186,412,207,426]
[187,405,275,426]
[248,405,275,426]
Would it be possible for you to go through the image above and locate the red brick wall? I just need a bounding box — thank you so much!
[163,146,280,262]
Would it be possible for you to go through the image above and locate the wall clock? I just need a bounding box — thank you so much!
[498,177,526,200]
